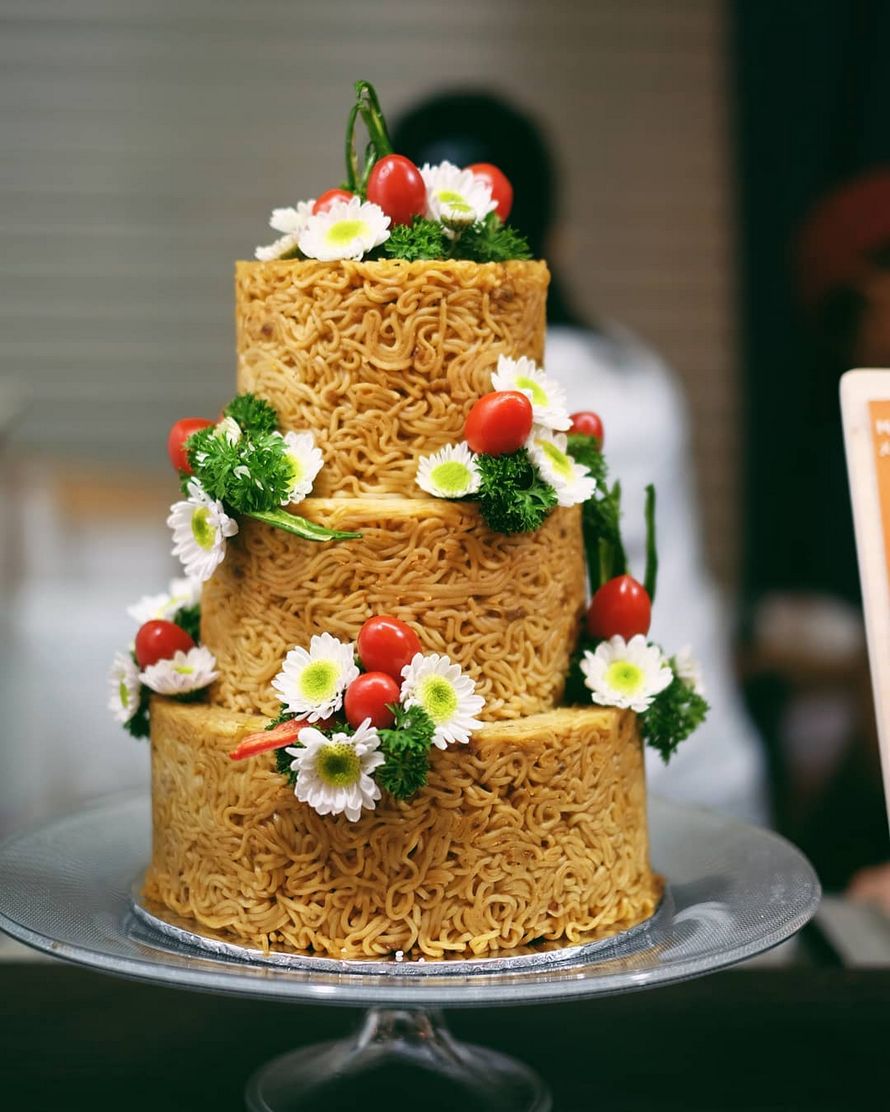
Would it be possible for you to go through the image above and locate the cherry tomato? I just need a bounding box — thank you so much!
[167,417,213,474]
[570,411,604,447]
[313,189,354,214]
[357,615,422,679]
[586,575,652,641]
[464,391,534,456]
[135,620,196,668]
[344,672,401,729]
[466,163,513,221]
[366,155,426,226]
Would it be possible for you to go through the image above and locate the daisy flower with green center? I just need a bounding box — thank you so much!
[580,635,673,713]
[298,197,390,261]
[527,431,596,507]
[400,652,485,749]
[167,479,239,582]
[416,442,481,499]
[255,199,315,261]
[272,632,359,722]
[107,652,141,724]
[278,430,324,505]
[140,646,219,696]
[491,354,571,432]
[420,161,497,231]
[127,576,202,625]
[286,718,385,822]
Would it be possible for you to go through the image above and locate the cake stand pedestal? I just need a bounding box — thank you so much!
[0,793,820,1112]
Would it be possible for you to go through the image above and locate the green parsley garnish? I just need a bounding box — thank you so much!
[376,704,436,800]
[640,670,709,763]
[187,427,295,514]
[223,393,279,435]
[275,744,298,786]
[381,213,531,265]
[476,449,558,535]
[383,218,448,261]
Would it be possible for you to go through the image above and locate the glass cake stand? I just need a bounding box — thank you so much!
[0,792,820,1111]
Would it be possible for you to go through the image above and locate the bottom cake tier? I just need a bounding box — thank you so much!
[144,699,661,959]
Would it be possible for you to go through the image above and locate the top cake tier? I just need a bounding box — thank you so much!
[235,258,549,498]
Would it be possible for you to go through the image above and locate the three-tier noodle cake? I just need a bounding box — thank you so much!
[109,84,706,961]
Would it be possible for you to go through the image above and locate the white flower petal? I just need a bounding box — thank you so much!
[140,646,219,696]
[527,432,596,507]
[271,633,359,721]
[287,719,384,822]
[580,635,672,713]
[167,479,238,583]
[280,430,324,504]
[491,355,571,432]
[107,652,141,724]
[255,231,300,261]
[415,442,481,499]
[674,646,705,697]
[419,161,497,228]
[298,197,390,262]
[400,652,485,747]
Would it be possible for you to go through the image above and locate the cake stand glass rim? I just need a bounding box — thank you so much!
[0,792,822,1007]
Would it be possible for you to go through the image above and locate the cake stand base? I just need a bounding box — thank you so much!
[245,1008,550,1111]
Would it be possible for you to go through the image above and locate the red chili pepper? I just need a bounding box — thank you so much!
[228,719,307,761]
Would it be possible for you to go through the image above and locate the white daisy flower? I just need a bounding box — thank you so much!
[527,431,597,507]
[140,645,219,696]
[127,576,202,624]
[400,652,485,749]
[286,718,385,823]
[420,161,497,230]
[271,632,359,722]
[255,200,315,261]
[108,652,141,724]
[416,442,481,499]
[214,415,242,445]
[270,201,315,235]
[167,479,239,583]
[491,355,571,432]
[298,197,390,262]
[674,646,705,697]
[279,430,324,505]
[580,635,673,713]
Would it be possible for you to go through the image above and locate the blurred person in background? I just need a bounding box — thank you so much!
[791,168,890,902]
[394,91,769,825]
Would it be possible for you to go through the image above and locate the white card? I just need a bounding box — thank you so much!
[840,369,890,824]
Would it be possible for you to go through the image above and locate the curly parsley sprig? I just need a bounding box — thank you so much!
[382,213,531,264]
[640,668,709,762]
[476,449,558,535]
[376,704,436,799]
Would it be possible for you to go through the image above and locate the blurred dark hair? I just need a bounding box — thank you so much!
[391,89,586,327]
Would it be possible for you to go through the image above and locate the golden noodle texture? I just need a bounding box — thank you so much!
[145,699,659,959]
[235,259,549,498]
[202,499,586,719]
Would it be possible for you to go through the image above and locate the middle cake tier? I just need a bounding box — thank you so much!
[202,497,586,719]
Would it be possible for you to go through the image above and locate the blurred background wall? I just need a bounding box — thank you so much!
[0,0,738,583]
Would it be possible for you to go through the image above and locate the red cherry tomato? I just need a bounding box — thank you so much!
[357,616,422,679]
[586,575,652,641]
[466,163,513,221]
[313,189,354,214]
[167,417,213,474]
[464,391,534,456]
[344,672,401,730]
[570,411,604,447]
[366,155,427,226]
[134,620,196,668]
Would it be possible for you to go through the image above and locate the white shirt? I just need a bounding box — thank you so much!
[546,324,769,825]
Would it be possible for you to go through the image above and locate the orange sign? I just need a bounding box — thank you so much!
[869,399,890,587]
